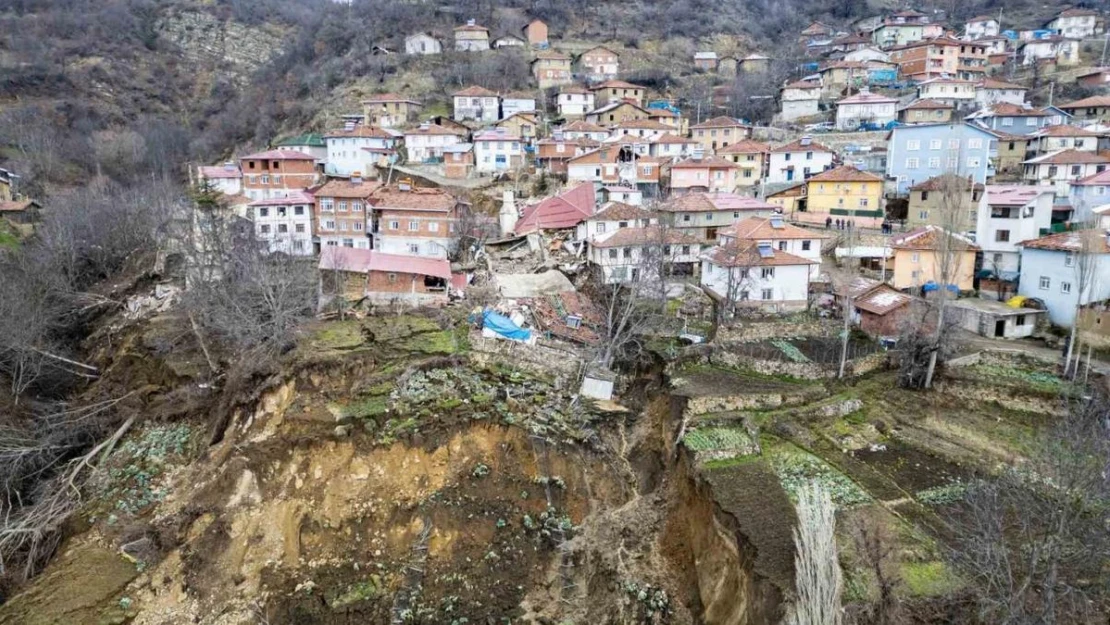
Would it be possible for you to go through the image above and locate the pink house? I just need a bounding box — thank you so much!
[667,156,741,194]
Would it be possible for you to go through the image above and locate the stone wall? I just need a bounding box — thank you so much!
[468,334,584,385]
[709,346,888,380]
[716,318,838,343]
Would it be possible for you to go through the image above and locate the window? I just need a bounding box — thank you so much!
[260,224,271,234]
[681,245,691,255]
[408,244,420,254]
[911,252,920,263]
[1002,117,1013,126]
[777,241,787,251]
[1025,117,1037,126]
[321,199,334,212]
[761,267,774,279]
[929,139,942,150]
[324,220,336,230]
[859,198,869,208]
[294,206,304,216]
[295,224,305,233]
[906,158,919,169]
[1039,276,1050,290]
[596,222,606,234]
[801,240,811,251]
[1061,281,1072,294]
[622,248,632,259]
[1070,165,1081,176]
[1064,252,1075,267]
[429,222,439,232]
[408,220,419,231]
[261,175,270,184]
[968,138,982,149]
[278,224,288,233]
[928,157,940,168]
[784,153,791,161]
[683,214,691,222]
[739,290,749,301]
[352,201,362,212]
[805,151,813,160]
[338,201,348,212]
[761,288,773,300]
[339,222,348,231]
[1016,315,1026,326]
[995,230,1010,242]
[258,207,269,217]
[389,220,400,230]
[608,249,617,259]
[907,140,921,151]
[948,139,959,150]
[353,222,364,231]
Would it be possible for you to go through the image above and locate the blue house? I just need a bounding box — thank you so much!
[1069,169,1110,224]
[886,122,998,195]
[965,103,1054,136]
[1018,231,1110,327]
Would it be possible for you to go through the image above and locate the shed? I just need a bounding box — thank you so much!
[580,367,616,401]
[945,297,1046,339]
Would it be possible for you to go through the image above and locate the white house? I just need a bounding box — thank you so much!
[701,238,816,311]
[835,90,898,129]
[502,92,537,118]
[589,226,703,284]
[649,133,699,159]
[558,87,596,119]
[560,120,610,142]
[917,78,977,109]
[473,128,524,173]
[1029,125,1103,157]
[780,81,822,122]
[1045,8,1101,39]
[197,162,242,195]
[1022,150,1110,197]
[975,79,1028,107]
[324,124,401,177]
[964,15,1000,39]
[843,47,890,63]
[975,185,1055,274]
[247,192,315,256]
[577,201,658,242]
[718,215,828,278]
[454,20,490,51]
[452,86,500,123]
[1069,169,1110,224]
[768,137,835,183]
[1019,37,1080,66]
[1019,230,1110,326]
[599,186,644,206]
[403,123,467,163]
[405,32,442,55]
[492,34,526,49]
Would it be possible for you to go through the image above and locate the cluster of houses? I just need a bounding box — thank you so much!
[783,7,1106,131]
[186,10,1110,340]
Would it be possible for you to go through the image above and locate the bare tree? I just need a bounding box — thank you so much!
[834,224,860,380]
[1062,227,1101,380]
[920,175,975,389]
[947,393,1110,624]
[703,243,756,325]
[787,482,843,625]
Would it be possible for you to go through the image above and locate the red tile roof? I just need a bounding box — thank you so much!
[978,78,1026,90]
[1035,124,1102,137]
[717,139,771,154]
[452,86,498,97]
[806,165,882,183]
[900,99,953,110]
[853,284,914,315]
[891,225,979,251]
[405,124,467,137]
[909,173,983,192]
[1059,95,1110,110]
[838,91,898,105]
[454,23,489,32]
[370,186,457,212]
[661,193,778,214]
[514,182,596,234]
[668,156,739,169]
[772,138,833,153]
[1021,230,1110,253]
[324,125,400,139]
[592,80,645,90]
[319,247,452,279]
[720,216,831,240]
[1073,169,1110,185]
[704,240,817,267]
[561,120,608,133]
[690,116,749,129]
[985,185,1047,206]
[241,149,317,161]
[1024,149,1110,165]
[313,179,382,199]
[247,191,315,206]
[591,201,654,221]
[199,165,242,179]
[591,225,701,248]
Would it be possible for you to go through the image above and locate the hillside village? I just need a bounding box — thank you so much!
[4,3,1110,624]
[112,6,1110,355]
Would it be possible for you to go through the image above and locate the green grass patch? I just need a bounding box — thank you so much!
[962,363,1069,395]
[765,440,871,506]
[683,427,756,453]
[901,561,961,597]
[0,229,19,250]
[334,396,389,419]
[703,454,763,470]
[329,575,384,609]
[399,329,458,355]
[312,321,366,350]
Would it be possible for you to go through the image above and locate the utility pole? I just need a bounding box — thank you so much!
[1101,32,1109,66]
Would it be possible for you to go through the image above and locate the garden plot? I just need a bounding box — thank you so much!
[682,425,759,463]
[760,437,871,506]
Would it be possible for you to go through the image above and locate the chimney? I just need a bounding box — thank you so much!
[223,161,236,171]
[352,171,363,184]
[419,122,430,130]
[398,177,413,191]
[800,136,813,146]
[467,18,476,26]
[500,190,519,235]
[344,119,356,131]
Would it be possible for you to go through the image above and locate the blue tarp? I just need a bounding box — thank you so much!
[482,309,532,342]
[922,281,960,293]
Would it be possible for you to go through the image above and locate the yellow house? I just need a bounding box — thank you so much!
[493,113,539,141]
[889,225,978,291]
[906,174,983,228]
[803,165,884,228]
[717,139,770,187]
